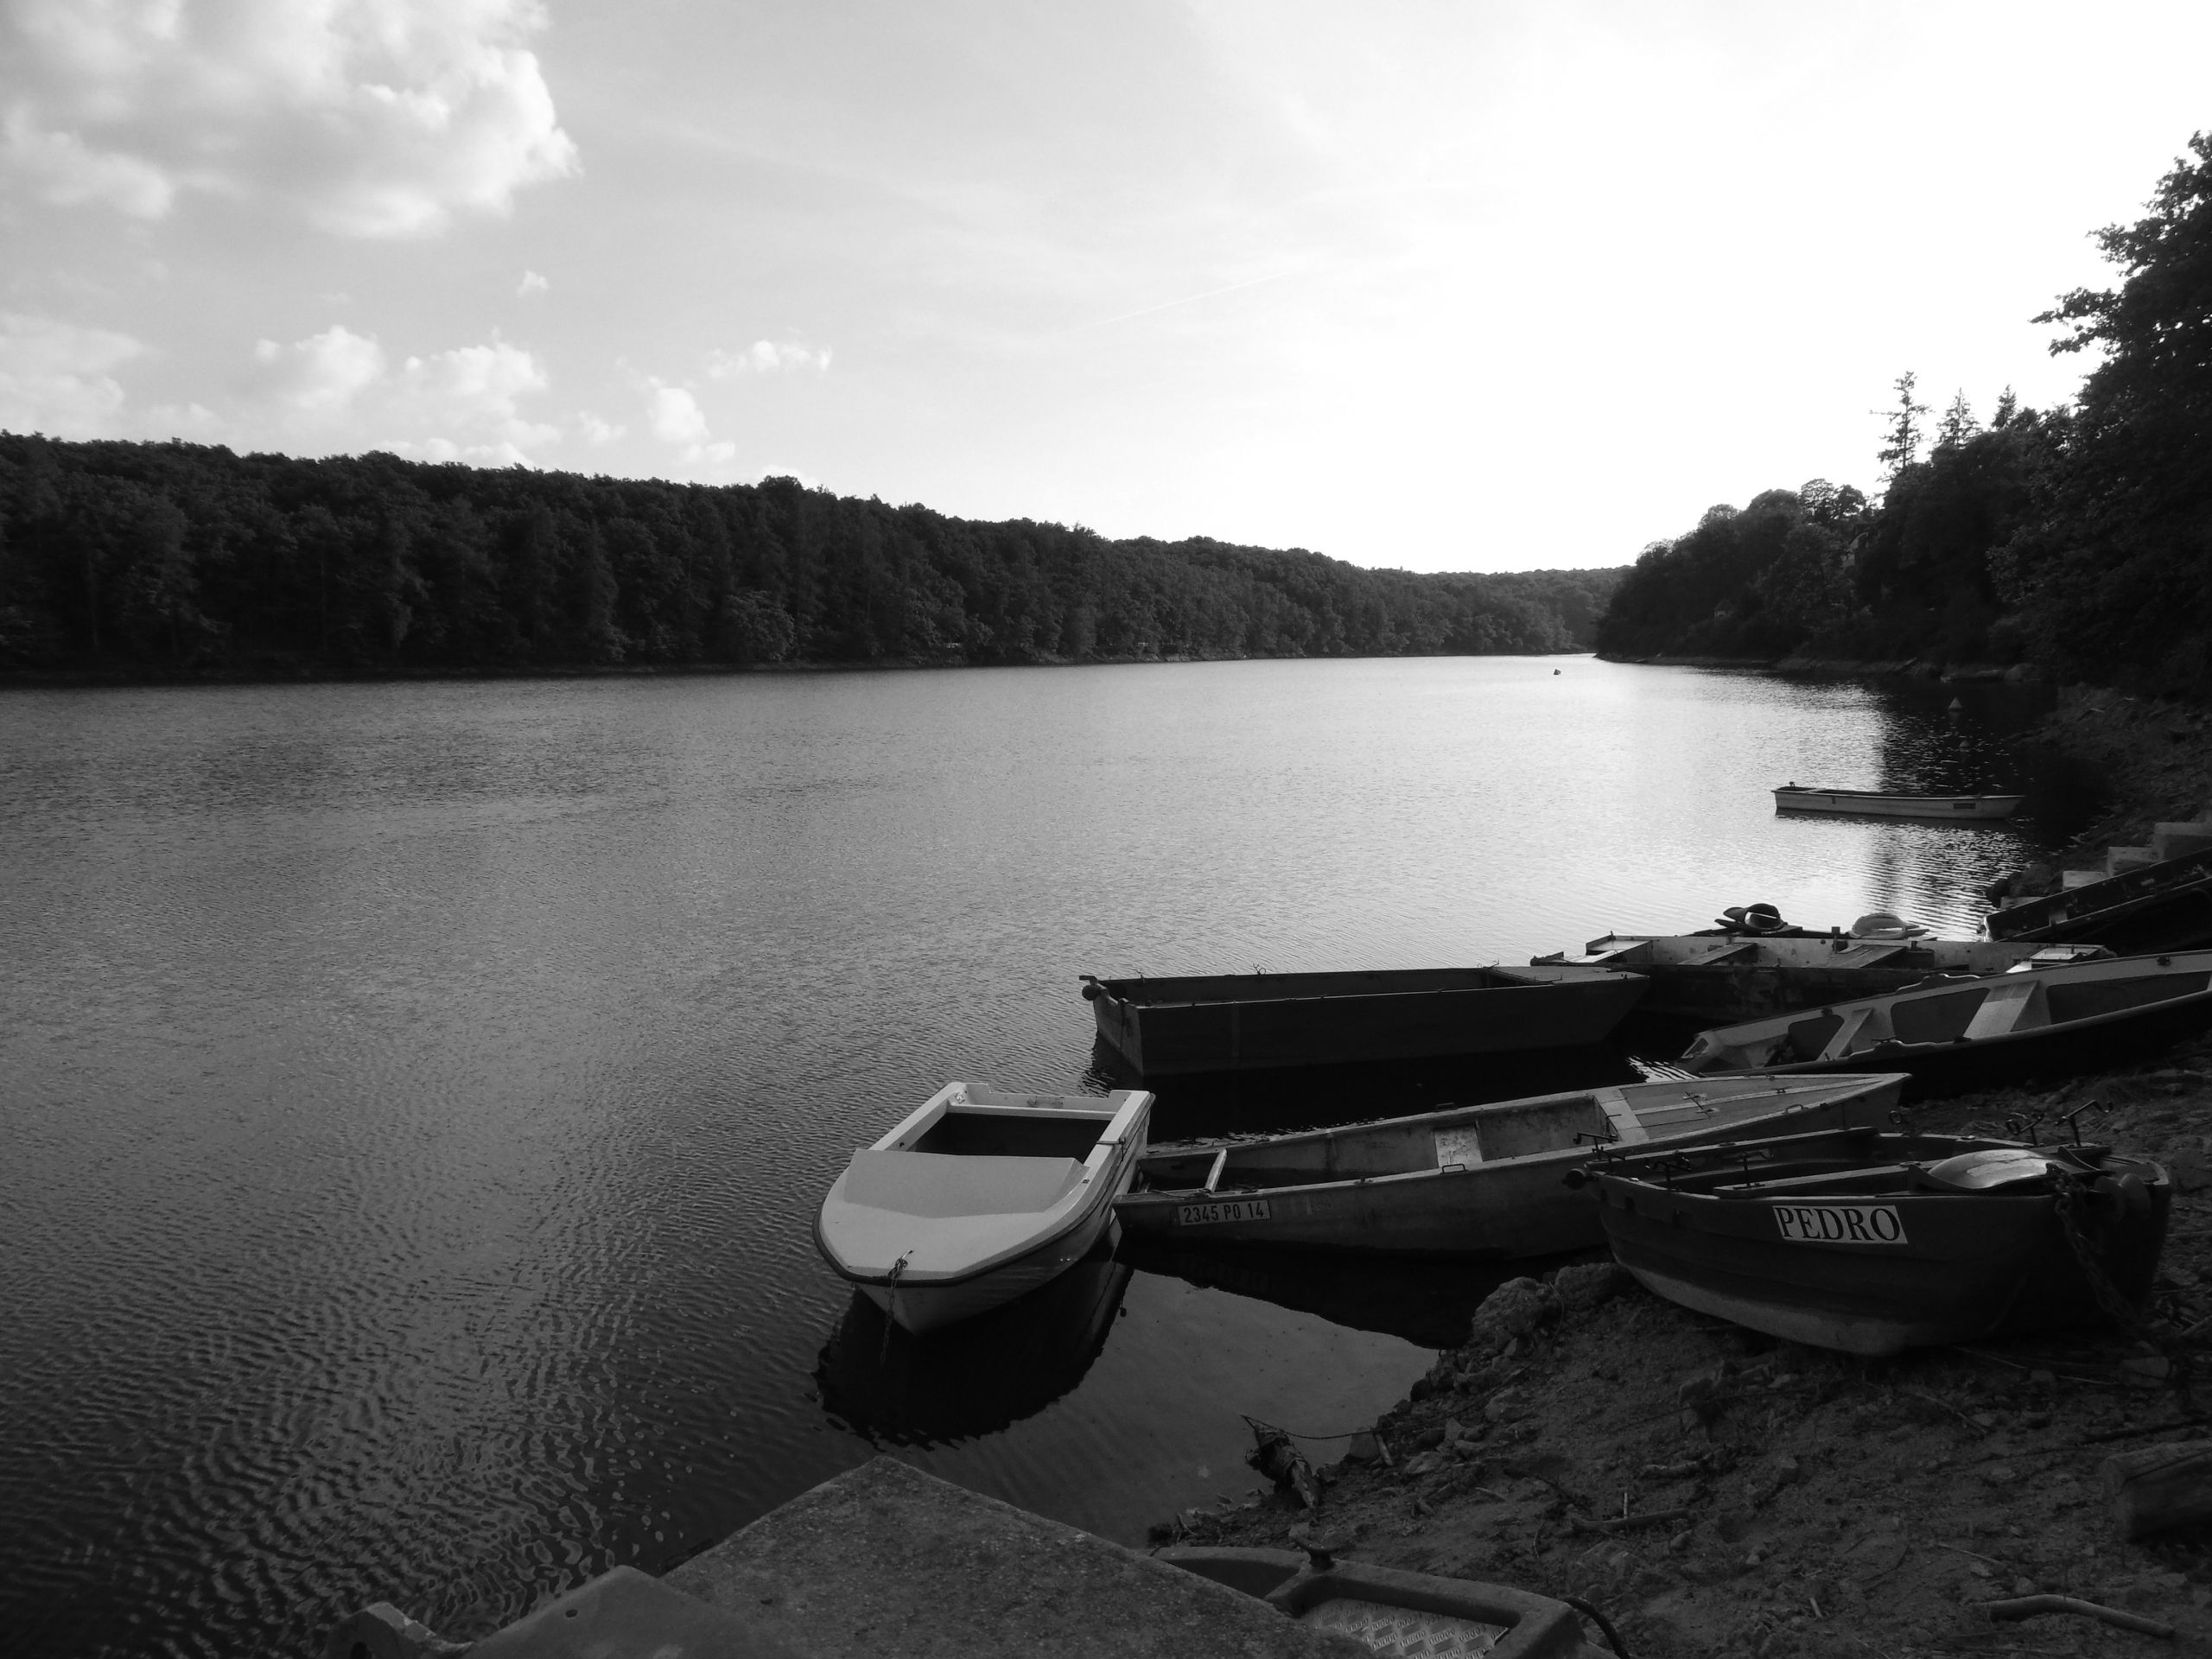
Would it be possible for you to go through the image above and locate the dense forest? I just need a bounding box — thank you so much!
[0,435,1618,677]
[1597,130,2212,696]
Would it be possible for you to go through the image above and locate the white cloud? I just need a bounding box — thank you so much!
[648,382,709,444]
[645,379,736,467]
[249,323,556,461]
[577,411,623,444]
[705,339,831,378]
[0,0,579,237]
[518,269,548,296]
[0,311,142,435]
[254,324,386,414]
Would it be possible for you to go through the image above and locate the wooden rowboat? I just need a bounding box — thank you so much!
[1582,1126,2170,1355]
[1111,1073,1906,1257]
[1081,964,1648,1077]
[815,1083,1152,1334]
[1679,949,2212,1090]
[1534,932,2110,1022]
[1774,784,2023,819]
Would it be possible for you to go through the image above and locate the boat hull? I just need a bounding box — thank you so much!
[1085,965,1648,1077]
[856,1208,1122,1335]
[1775,788,2022,820]
[1681,950,2212,1093]
[1535,933,2109,1023]
[1113,1076,1904,1257]
[1989,844,2212,952]
[1592,1140,2170,1356]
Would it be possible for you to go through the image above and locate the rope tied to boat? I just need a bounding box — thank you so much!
[877,1251,912,1366]
[2052,1174,2195,1408]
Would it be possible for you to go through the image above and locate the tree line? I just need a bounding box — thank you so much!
[1597,130,2212,696]
[0,436,1619,678]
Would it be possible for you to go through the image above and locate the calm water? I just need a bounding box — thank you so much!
[0,658,2091,1656]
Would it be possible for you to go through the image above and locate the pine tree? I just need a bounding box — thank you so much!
[1935,390,1980,450]
[1874,372,1929,477]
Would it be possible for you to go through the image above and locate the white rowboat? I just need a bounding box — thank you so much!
[814,1083,1153,1335]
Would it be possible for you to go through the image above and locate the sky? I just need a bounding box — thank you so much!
[1,2,2208,573]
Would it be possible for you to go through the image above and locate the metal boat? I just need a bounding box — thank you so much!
[814,1083,1152,1334]
[1535,931,2110,1022]
[1162,1541,1604,1656]
[1081,964,1648,1077]
[1679,948,2212,1090]
[1582,1125,2170,1355]
[1987,842,2212,953]
[1112,1073,1906,1256]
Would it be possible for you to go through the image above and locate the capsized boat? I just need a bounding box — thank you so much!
[815,1083,1152,1334]
[1081,964,1649,1077]
[1581,1125,2170,1355]
[1678,948,2212,1090]
[1112,1073,1906,1257]
[1162,1539,1604,1657]
[1534,931,2112,1022]
[1774,784,2023,819]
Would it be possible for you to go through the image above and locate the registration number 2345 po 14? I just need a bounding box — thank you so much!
[1771,1203,1907,1246]
[1176,1198,1273,1227]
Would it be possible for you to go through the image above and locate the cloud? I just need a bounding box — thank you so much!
[705,339,831,378]
[250,323,557,462]
[577,411,623,444]
[518,269,548,296]
[0,0,579,236]
[0,311,143,435]
[645,380,735,465]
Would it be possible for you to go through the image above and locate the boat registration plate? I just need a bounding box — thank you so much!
[1177,1198,1272,1226]
[1771,1204,1907,1245]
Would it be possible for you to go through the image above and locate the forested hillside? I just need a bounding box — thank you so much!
[0,437,1618,677]
[1597,130,2212,696]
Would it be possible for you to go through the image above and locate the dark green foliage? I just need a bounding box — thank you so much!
[1999,131,2212,693]
[0,435,1619,677]
[1597,129,2212,678]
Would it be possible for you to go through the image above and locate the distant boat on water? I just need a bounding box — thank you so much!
[1774,783,2023,820]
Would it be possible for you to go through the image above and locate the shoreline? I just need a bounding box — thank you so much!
[1154,695,2212,1658]
[0,645,1587,691]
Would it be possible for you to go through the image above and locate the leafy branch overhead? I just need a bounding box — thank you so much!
[1599,129,2212,693]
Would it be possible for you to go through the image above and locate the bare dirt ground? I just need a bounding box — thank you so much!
[1152,701,2212,1658]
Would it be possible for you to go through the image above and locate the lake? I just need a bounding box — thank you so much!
[0,657,2091,1656]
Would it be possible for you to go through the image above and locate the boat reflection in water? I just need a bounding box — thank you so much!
[1116,1231,1603,1351]
[816,1235,1135,1446]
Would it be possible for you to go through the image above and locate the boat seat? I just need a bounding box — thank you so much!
[1961,976,2043,1039]
[842,1150,1085,1217]
[1824,944,1907,969]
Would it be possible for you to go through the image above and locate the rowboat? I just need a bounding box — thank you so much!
[1987,842,2212,953]
[1678,949,2212,1090]
[1534,932,2111,1022]
[1162,1541,1603,1657]
[1111,1073,1906,1257]
[814,1083,1152,1334]
[1582,1126,2170,1355]
[1774,784,2023,819]
[1080,964,1649,1077]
